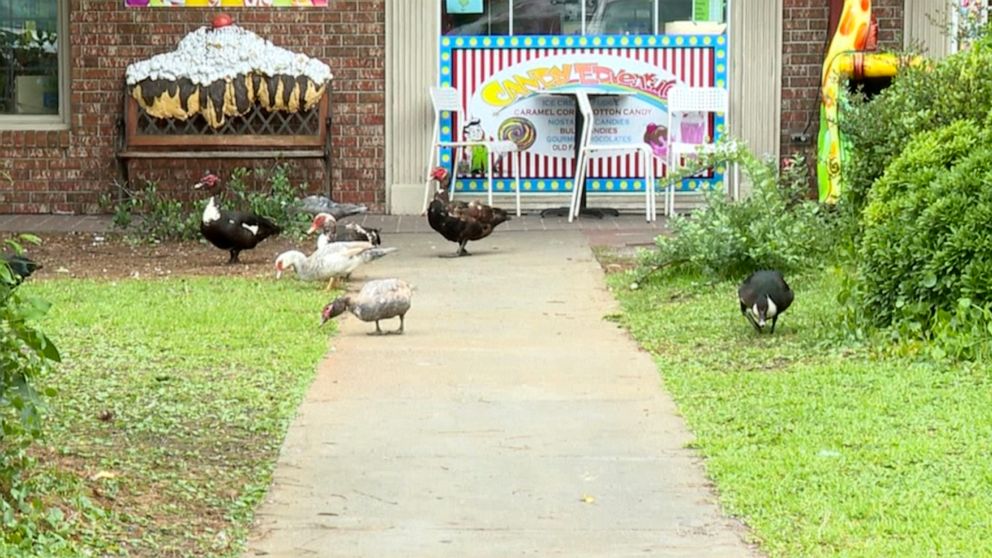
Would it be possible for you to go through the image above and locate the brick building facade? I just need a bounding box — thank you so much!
[0,0,385,215]
[0,1,927,215]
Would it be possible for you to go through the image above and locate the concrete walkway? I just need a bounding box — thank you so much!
[243,229,757,557]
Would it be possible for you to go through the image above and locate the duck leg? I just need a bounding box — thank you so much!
[325,276,337,291]
[392,314,405,335]
[368,320,384,336]
[455,241,471,257]
[769,315,779,335]
[227,249,241,265]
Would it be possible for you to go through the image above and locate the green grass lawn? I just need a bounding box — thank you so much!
[609,270,992,557]
[16,277,333,557]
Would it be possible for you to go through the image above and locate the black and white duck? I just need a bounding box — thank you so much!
[307,212,382,248]
[193,173,281,264]
[738,270,794,334]
[1,252,41,286]
[320,278,413,335]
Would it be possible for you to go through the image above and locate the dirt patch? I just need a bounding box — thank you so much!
[8,232,309,280]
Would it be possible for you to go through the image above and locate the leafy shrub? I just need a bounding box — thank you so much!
[841,33,992,215]
[637,142,837,281]
[0,235,61,543]
[225,165,312,235]
[103,163,312,242]
[853,120,992,329]
[102,179,201,242]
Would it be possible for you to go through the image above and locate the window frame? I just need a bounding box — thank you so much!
[0,0,69,131]
[440,0,726,37]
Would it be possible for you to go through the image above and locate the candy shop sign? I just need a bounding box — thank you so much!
[479,55,677,109]
[467,54,679,159]
[125,1,328,6]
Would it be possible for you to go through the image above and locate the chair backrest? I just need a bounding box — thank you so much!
[667,86,727,114]
[430,86,464,115]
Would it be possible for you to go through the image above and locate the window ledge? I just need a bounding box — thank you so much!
[0,119,70,132]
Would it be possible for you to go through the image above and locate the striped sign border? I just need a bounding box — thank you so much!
[438,33,728,195]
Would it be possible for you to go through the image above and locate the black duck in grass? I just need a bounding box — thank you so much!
[738,270,794,334]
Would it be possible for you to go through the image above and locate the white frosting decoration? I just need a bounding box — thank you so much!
[125,25,333,86]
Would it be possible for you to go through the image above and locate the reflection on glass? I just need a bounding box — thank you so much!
[0,0,59,115]
[442,0,725,36]
[512,0,568,35]
[443,0,510,36]
[587,0,654,35]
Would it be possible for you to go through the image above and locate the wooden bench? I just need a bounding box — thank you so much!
[115,87,332,193]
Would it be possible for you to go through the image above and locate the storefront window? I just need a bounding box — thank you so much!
[0,0,63,119]
[442,0,725,36]
[443,0,510,36]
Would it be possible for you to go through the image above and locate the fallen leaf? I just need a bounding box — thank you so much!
[580,494,596,504]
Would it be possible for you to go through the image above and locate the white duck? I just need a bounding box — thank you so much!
[274,241,397,289]
[320,278,414,335]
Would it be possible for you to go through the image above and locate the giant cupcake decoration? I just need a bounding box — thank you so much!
[125,17,332,128]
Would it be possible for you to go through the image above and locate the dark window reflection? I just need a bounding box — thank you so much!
[0,0,59,115]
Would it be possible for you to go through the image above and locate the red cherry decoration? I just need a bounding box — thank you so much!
[211,13,233,29]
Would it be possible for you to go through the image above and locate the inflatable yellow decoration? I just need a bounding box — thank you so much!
[817,0,916,203]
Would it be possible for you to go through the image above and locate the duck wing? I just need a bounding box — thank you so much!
[291,195,368,220]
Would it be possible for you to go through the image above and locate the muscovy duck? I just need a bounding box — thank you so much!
[193,173,281,264]
[738,270,794,334]
[289,195,368,220]
[274,241,397,290]
[320,278,413,335]
[307,212,382,248]
[1,252,41,285]
[426,166,510,257]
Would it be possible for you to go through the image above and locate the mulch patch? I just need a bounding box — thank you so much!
[9,232,311,281]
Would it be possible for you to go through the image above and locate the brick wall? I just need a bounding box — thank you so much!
[0,0,385,214]
[780,0,904,171]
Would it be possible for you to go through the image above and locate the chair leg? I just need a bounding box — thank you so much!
[423,145,439,214]
[487,151,494,207]
[449,147,459,202]
[568,150,586,223]
[514,151,521,217]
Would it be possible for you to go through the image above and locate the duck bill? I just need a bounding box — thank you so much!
[306,225,317,235]
[319,315,330,328]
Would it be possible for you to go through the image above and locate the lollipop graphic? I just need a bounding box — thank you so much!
[498,117,537,151]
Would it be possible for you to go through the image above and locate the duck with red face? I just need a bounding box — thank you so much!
[193,172,281,264]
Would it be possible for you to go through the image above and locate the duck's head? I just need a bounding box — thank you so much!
[750,295,776,329]
[193,172,221,191]
[273,251,304,279]
[320,296,350,327]
[430,166,449,185]
[307,212,337,236]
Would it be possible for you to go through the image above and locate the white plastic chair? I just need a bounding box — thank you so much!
[569,91,655,223]
[666,86,729,216]
[424,86,521,215]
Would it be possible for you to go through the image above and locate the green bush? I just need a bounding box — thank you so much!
[637,142,837,281]
[841,33,992,215]
[854,120,992,329]
[0,236,62,545]
[226,165,312,234]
